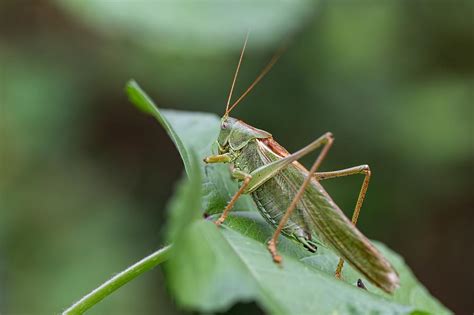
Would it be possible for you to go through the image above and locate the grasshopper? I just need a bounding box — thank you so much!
[203,34,399,294]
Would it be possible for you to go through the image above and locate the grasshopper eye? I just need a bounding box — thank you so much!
[221,122,229,130]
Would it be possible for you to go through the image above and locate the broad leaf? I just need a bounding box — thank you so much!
[170,217,415,314]
[127,81,451,315]
[225,212,449,314]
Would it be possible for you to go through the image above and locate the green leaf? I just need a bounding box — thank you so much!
[165,150,202,243]
[127,81,452,315]
[223,212,449,314]
[169,215,417,314]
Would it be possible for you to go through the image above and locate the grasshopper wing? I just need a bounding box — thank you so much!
[301,171,400,293]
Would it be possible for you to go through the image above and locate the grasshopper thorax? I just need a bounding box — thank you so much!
[217,116,271,153]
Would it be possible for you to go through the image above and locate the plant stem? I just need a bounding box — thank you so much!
[62,244,173,315]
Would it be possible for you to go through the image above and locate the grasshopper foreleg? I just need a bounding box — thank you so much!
[203,153,232,164]
[268,132,334,264]
[315,165,372,278]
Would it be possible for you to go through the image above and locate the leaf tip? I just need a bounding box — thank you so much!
[125,79,154,115]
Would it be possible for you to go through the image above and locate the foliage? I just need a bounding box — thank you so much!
[3,2,472,314]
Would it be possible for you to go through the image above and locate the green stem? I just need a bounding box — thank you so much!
[63,244,173,315]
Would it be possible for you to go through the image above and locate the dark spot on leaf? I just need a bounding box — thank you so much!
[357,279,367,290]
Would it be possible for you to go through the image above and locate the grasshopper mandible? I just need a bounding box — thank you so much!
[203,34,400,294]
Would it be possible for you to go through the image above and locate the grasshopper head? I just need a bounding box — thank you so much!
[217,116,271,153]
[217,31,281,154]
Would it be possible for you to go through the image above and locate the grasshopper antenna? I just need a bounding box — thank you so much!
[224,31,249,117]
[225,41,286,116]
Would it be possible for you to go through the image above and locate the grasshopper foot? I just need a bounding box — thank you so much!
[267,240,282,264]
[214,217,224,226]
[273,254,282,264]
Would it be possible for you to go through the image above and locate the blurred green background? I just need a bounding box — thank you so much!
[1,1,473,314]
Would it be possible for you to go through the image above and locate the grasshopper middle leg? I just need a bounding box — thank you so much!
[315,165,372,278]
[215,169,252,226]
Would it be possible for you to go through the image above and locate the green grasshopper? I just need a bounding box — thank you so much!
[203,35,399,294]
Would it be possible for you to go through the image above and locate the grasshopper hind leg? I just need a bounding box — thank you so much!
[267,132,334,264]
